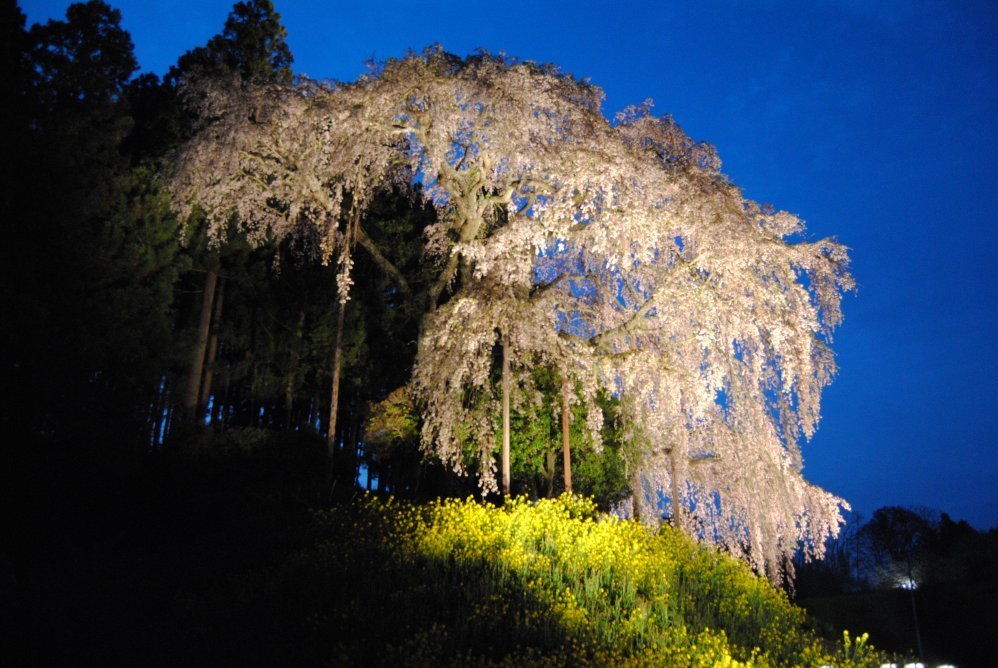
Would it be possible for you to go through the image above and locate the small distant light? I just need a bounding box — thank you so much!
[936,665,956,668]
[880,664,898,668]
[902,663,925,668]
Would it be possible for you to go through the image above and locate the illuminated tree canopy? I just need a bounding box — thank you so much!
[168,48,853,581]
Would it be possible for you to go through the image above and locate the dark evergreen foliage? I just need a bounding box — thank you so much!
[2,1,183,454]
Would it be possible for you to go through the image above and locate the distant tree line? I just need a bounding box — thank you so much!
[793,506,997,666]
[796,506,998,597]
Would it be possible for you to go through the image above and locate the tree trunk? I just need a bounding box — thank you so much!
[669,449,683,532]
[163,404,175,444]
[283,384,294,430]
[545,450,556,497]
[327,295,346,467]
[149,376,169,448]
[501,334,511,497]
[327,209,360,495]
[218,366,231,430]
[247,300,258,428]
[561,377,572,493]
[285,309,305,430]
[198,276,225,424]
[183,270,217,422]
[631,465,642,523]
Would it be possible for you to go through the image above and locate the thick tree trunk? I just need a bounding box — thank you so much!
[501,334,511,497]
[198,276,225,424]
[545,451,556,497]
[561,377,572,493]
[183,270,218,422]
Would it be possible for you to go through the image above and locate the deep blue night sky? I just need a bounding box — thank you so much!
[22,1,998,528]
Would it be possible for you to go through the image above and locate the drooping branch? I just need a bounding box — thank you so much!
[427,251,460,312]
[590,288,660,350]
[354,224,411,300]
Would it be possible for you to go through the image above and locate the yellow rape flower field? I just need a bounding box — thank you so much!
[287,494,884,666]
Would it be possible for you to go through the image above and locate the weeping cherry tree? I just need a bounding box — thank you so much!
[168,48,852,582]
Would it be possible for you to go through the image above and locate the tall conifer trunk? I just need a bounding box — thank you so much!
[501,334,511,497]
[283,382,294,430]
[184,270,218,423]
[326,209,359,490]
[327,293,346,460]
[285,309,305,429]
[561,377,572,493]
[198,276,225,423]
